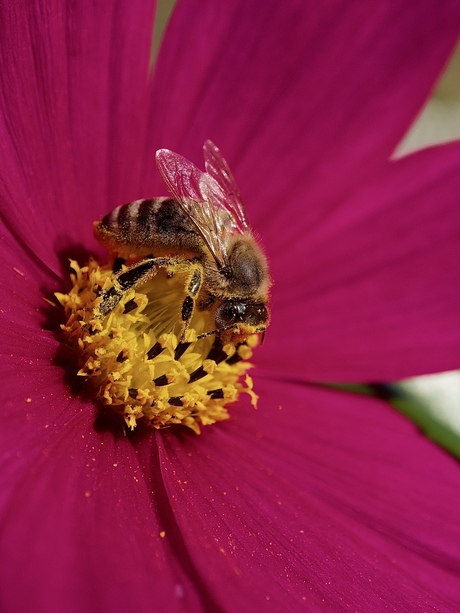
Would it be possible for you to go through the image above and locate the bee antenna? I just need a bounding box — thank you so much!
[195,325,235,340]
[196,325,267,342]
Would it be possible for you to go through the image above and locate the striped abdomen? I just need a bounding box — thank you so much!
[94,198,204,258]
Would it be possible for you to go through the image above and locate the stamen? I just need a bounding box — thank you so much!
[188,366,208,383]
[226,352,243,365]
[153,374,169,387]
[147,342,164,360]
[123,298,137,314]
[55,259,259,433]
[206,341,228,364]
[174,341,192,361]
[207,388,224,399]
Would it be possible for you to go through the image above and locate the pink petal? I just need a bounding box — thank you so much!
[144,0,460,233]
[0,235,194,612]
[0,2,458,609]
[259,142,460,382]
[158,378,460,611]
[0,1,155,274]
[0,233,201,611]
[0,377,207,612]
[0,217,59,338]
[2,351,459,610]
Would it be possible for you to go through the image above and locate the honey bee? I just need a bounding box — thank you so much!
[93,140,270,342]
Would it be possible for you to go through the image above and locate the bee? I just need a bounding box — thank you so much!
[93,140,270,342]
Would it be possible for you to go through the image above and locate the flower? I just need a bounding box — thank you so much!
[1,1,460,611]
[56,254,260,431]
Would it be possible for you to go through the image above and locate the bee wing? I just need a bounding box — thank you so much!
[156,147,240,267]
[203,140,250,233]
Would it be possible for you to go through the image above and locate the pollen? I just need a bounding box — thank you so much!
[56,259,259,433]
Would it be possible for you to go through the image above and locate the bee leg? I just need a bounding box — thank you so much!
[112,256,126,273]
[180,265,203,341]
[95,256,179,318]
[198,294,215,311]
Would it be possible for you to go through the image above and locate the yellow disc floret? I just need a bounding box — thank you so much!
[56,259,258,433]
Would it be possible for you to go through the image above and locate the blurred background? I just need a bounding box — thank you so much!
[397,43,460,447]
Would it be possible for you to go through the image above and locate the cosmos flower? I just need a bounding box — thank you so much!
[1,1,460,611]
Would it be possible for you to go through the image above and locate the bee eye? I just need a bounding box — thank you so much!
[216,300,267,328]
[216,301,247,327]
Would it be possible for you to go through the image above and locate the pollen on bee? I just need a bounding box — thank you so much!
[55,258,259,433]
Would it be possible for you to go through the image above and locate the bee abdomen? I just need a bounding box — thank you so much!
[94,197,203,256]
[98,198,167,240]
[95,198,176,253]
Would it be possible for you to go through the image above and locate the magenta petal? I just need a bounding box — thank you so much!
[144,0,460,229]
[1,0,459,608]
[0,227,200,610]
[0,217,60,341]
[2,362,459,609]
[0,1,155,273]
[158,380,460,611]
[259,142,460,382]
[0,377,209,612]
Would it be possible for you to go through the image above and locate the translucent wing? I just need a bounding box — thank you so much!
[203,140,250,233]
[156,145,247,268]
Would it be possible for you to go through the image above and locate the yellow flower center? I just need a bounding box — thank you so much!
[56,259,259,433]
